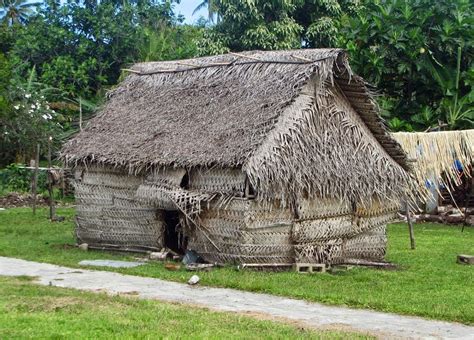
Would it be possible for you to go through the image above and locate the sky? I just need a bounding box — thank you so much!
[174,0,207,24]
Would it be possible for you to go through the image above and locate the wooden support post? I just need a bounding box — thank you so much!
[32,143,40,215]
[406,200,416,250]
[461,178,472,232]
[79,98,83,131]
[47,136,55,221]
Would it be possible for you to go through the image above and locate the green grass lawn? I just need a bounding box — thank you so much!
[1,276,365,339]
[0,207,473,324]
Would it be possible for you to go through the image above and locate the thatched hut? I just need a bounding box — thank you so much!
[62,49,410,266]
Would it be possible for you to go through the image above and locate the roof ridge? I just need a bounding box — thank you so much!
[123,56,335,76]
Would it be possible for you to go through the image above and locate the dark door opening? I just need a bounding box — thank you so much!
[163,210,187,254]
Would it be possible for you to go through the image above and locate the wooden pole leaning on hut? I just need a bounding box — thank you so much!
[405,200,416,250]
[31,143,40,215]
[47,136,55,221]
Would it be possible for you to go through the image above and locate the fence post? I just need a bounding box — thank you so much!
[32,143,40,215]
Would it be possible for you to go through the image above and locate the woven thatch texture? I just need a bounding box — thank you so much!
[392,130,473,200]
[61,49,408,205]
[74,166,164,249]
[189,168,246,196]
[188,198,294,264]
[292,197,396,264]
[135,168,187,210]
[245,80,410,207]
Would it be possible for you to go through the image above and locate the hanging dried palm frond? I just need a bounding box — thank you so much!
[392,130,474,200]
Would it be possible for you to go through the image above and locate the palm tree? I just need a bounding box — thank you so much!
[0,0,41,26]
[193,0,219,22]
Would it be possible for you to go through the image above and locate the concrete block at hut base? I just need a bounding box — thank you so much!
[294,263,328,274]
[78,243,88,251]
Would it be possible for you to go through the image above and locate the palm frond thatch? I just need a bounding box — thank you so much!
[61,49,410,205]
[392,130,474,200]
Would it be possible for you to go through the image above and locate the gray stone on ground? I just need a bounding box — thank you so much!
[78,259,145,268]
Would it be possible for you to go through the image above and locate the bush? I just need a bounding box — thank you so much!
[0,163,47,194]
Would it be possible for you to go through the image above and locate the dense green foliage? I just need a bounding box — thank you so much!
[1,207,472,324]
[0,0,203,166]
[0,163,47,193]
[198,0,473,130]
[337,0,473,130]
[1,276,357,339]
[0,0,472,169]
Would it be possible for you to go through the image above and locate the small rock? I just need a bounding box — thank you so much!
[149,251,169,261]
[188,275,200,285]
[78,243,88,251]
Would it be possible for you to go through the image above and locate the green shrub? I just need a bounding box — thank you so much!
[0,163,47,193]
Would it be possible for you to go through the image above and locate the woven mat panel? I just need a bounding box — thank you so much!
[76,205,157,220]
[135,184,177,210]
[294,239,344,264]
[198,218,245,241]
[293,215,353,243]
[189,247,295,265]
[148,168,187,186]
[294,224,388,264]
[76,168,143,188]
[339,225,387,262]
[75,183,137,199]
[135,168,187,209]
[355,199,399,217]
[189,168,246,195]
[244,200,293,229]
[355,213,397,230]
[241,225,292,245]
[76,217,164,247]
[189,198,294,264]
[296,198,352,219]
[74,167,164,249]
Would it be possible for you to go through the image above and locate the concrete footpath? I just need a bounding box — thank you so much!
[0,256,472,339]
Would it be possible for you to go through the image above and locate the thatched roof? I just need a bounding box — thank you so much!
[62,49,410,204]
[392,130,473,200]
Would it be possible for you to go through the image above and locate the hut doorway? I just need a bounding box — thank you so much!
[163,210,186,254]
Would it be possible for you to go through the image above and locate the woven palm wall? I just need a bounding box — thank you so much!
[184,169,398,265]
[74,166,164,250]
[188,198,294,264]
[188,194,397,265]
[292,198,397,264]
